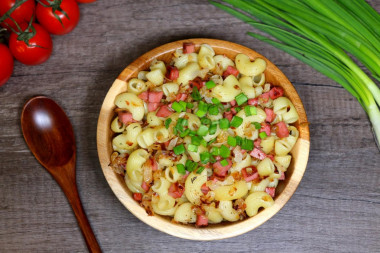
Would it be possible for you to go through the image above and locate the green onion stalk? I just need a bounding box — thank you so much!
[210,0,380,150]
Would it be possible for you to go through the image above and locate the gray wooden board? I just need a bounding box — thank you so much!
[0,0,379,252]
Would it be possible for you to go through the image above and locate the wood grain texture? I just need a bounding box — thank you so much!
[0,0,379,252]
[97,39,309,240]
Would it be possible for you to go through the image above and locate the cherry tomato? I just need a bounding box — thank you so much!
[36,0,80,35]
[0,0,36,31]
[76,0,96,3]
[9,23,53,65]
[0,44,14,86]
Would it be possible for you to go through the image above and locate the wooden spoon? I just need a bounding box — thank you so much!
[21,96,101,253]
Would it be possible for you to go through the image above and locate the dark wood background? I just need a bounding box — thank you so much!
[1,1,379,252]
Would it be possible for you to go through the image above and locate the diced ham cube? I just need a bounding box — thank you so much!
[230,107,237,114]
[241,167,259,182]
[275,121,289,138]
[265,187,276,198]
[166,65,179,80]
[279,171,286,180]
[269,86,284,100]
[138,91,149,101]
[196,214,208,227]
[189,78,203,90]
[213,159,232,177]
[248,98,258,106]
[201,183,210,195]
[224,111,233,121]
[148,102,160,112]
[230,100,236,106]
[250,148,267,160]
[267,154,274,161]
[183,42,195,54]
[222,65,239,79]
[265,108,276,123]
[141,181,150,192]
[133,193,143,202]
[176,93,188,102]
[150,158,158,171]
[254,138,261,148]
[168,182,185,199]
[148,91,163,103]
[260,123,271,136]
[259,92,270,103]
[156,105,173,117]
[118,112,134,125]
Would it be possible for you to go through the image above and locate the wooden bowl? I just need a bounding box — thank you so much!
[97,38,310,240]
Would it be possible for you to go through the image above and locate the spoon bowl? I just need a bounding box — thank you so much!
[21,96,101,252]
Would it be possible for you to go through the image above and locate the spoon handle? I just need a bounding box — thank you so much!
[58,176,102,253]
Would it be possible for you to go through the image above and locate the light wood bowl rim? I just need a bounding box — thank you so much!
[97,38,310,240]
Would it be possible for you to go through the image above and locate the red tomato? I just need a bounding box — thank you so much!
[9,23,53,65]
[0,0,35,31]
[0,44,14,86]
[76,0,96,3]
[36,0,80,35]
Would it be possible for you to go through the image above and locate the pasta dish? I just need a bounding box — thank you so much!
[109,42,299,227]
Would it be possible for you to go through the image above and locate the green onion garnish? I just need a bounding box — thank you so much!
[227,136,237,146]
[201,117,211,125]
[206,80,216,89]
[208,105,219,115]
[212,97,220,104]
[179,129,190,138]
[191,135,202,145]
[259,131,268,139]
[196,101,208,118]
[186,103,194,109]
[235,136,242,146]
[209,124,217,135]
[191,86,202,101]
[220,159,229,166]
[235,93,248,106]
[196,166,205,174]
[172,101,185,113]
[211,147,220,156]
[197,125,209,136]
[219,118,230,129]
[176,164,186,175]
[230,116,243,128]
[188,130,197,137]
[173,144,185,155]
[201,139,208,147]
[188,144,199,152]
[185,160,198,172]
[165,118,172,129]
[253,122,261,130]
[179,101,187,110]
[200,152,211,164]
[219,145,231,158]
[244,106,257,116]
[208,138,216,145]
[234,107,241,113]
[241,138,254,151]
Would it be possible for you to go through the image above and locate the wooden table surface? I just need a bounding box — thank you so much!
[1,1,379,252]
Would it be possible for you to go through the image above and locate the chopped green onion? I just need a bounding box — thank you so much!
[220,159,229,166]
[206,80,216,89]
[172,101,185,113]
[227,136,237,146]
[212,97,220,104]
[196,166,205,174]
[211,147,220,156]
[208,105,219,115]
[201,139,208,147]
[201,117,211,125]
[230,116,243,127]
[179,129,190,138]
[196,101,208,118]
[235,93,248,106]
[179,101,187,110]
[165,118,172,129]
[253,122,261,130]
[188,144,199,152]
[209,124,217,135]
[173,144,185,155]
[208,138,216,145]
[197,125,209,136]
[185,160,192,169]
[191,86,202,101]
[191,136,202,145]
[200,152,211,164]
[259,131,268,139]
[219,145,231,158]
[234,107,241,113]
[235,136,242,146]
[185,160,197,172]
[244,106,257,116]
[219,118,230,129]
[176,164,186,175]
[241,138,254,151]
[186,103,194,109]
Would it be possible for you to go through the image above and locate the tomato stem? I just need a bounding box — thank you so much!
[0,0,30,25]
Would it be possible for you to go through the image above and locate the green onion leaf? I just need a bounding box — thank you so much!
[220,159,229,166]
[191,135,202,145]
[176,164,186,175]
[172,101,185,113]
[230,116,243,127]
[219,118,230,129]
[235,93,248,106]
[196,101,208,118]
[219,145,231,158]
[241,138,254,151]
[253,122,261,130]
[191,86,202,101]
[209,124,217,135]
[206,80,216,89]
[196,166,205,174]
[173,144,185,155]
[201,117,211,125]
[259,131,268,139]
[188,144,199,152]
[197,125,209,136]
[179,129,190,138]
[211,146,220,156]
[227,136,237,146]
[187,102,194,109]
[200,152,211,164]
[165,118,172,129]
[212,97,220,104]
[208,105,219,115]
